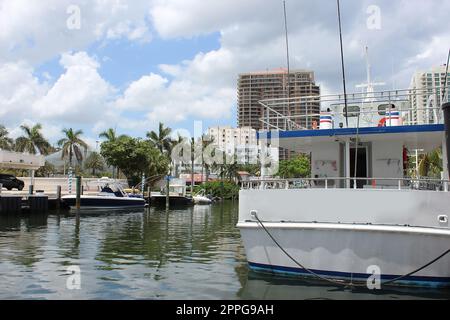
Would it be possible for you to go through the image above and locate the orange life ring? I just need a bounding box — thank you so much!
[378,117,387,127]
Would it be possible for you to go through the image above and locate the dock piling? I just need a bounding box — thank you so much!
[56,185,62,210]
[29,194,48,214]
[0,195,22,214]
[166,176,170,209]
[76,176,82,210]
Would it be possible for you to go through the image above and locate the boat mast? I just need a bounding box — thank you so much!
[283,0,291,129]
[355,46,385,102]
[336,0,349,127]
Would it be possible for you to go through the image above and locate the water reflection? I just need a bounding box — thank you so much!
[0,203,449,300]
[239,272,450,300]
[0,203,245,299]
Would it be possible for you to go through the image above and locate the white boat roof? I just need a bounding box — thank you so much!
[0,150,45,170]
[259,124,444,153]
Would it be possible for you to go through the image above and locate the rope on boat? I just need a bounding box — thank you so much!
[252,212,450,289]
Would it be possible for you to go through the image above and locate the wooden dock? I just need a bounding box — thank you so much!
[0,194,69,215]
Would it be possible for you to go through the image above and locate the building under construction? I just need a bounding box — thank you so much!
[237,69,320,160]
[237,68,321,131]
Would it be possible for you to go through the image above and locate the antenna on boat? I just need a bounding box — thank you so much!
[283,0,292,127]
[336,0,349,127]
[356,46,385,102]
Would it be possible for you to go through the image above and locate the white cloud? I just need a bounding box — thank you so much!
[0,52,120,145]
[32,52,115,123]
[0,61,48,122]
[116,73,168,110]
[0,0,154,64]
[59,51,100,69]
[150,0,450,94]
[1,0,450,144]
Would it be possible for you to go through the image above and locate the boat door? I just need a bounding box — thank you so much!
[350,146,369,188]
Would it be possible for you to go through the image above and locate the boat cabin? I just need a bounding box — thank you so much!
[257,88,449,191]
[160,178,188,197]
[264,124,447,190]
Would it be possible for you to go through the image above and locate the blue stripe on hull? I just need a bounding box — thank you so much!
[248,262,450,288]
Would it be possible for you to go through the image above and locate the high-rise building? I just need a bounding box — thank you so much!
[207,126,279,173]
[408,65,450,124]
[207,126,257,156]
[237,68,321,131]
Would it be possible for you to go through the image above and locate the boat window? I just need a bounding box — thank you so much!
[102,186,115,194]
[378,104,396,116]
[343,105,360,118]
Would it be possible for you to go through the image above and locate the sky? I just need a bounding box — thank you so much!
[0,0,449,149]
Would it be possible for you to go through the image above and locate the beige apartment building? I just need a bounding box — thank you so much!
[408,65,450,124]
[237,68,321,131]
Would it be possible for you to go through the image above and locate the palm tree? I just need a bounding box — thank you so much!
[171,134,186,177]
[84,152,105,176]
[201,135,215,183]
[99,128,126,178]
[147,122,173,154]
[99,128,118,143]
[419,148,443,178]
[15,123,51,155]
[0,125,13,150]
[58,128,88,166]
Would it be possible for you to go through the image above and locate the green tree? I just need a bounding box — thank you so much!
[171,134,185,177]
[84,152,105,176]
[0,125,13,150]
[147,122,173,154]
[194,181,239,199]
[419,148,442,178]
[200,135,216,183]
[237,164,260,176]
[15,123,51,155]
[58,128,88,166]
[277,154,311,178]
[101,136,169,186]
[99,128,126,143]
[99,128,127,178]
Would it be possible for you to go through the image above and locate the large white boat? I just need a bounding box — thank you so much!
[238,86,450,288]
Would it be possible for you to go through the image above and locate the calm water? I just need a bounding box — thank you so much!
[0,202,449,300]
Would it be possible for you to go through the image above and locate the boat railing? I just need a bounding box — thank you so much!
[241,177,450,192]
[259,86,448,131]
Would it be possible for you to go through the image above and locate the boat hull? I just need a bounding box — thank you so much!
[150,195,193,207]
[62,195,146,210]
[238,222,450,288]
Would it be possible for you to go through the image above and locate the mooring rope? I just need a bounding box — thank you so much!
[252,212,450,289]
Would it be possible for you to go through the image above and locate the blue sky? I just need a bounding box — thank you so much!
[0,0,449,148]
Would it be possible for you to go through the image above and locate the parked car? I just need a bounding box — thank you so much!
[0,174,25,191]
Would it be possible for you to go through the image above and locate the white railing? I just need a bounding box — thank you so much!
[259,86,449,131]
[241,177,450,192]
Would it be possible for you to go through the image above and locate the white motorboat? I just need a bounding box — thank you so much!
[238,87,450,289]
[62,178,146,210]
[193,190,213,205]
